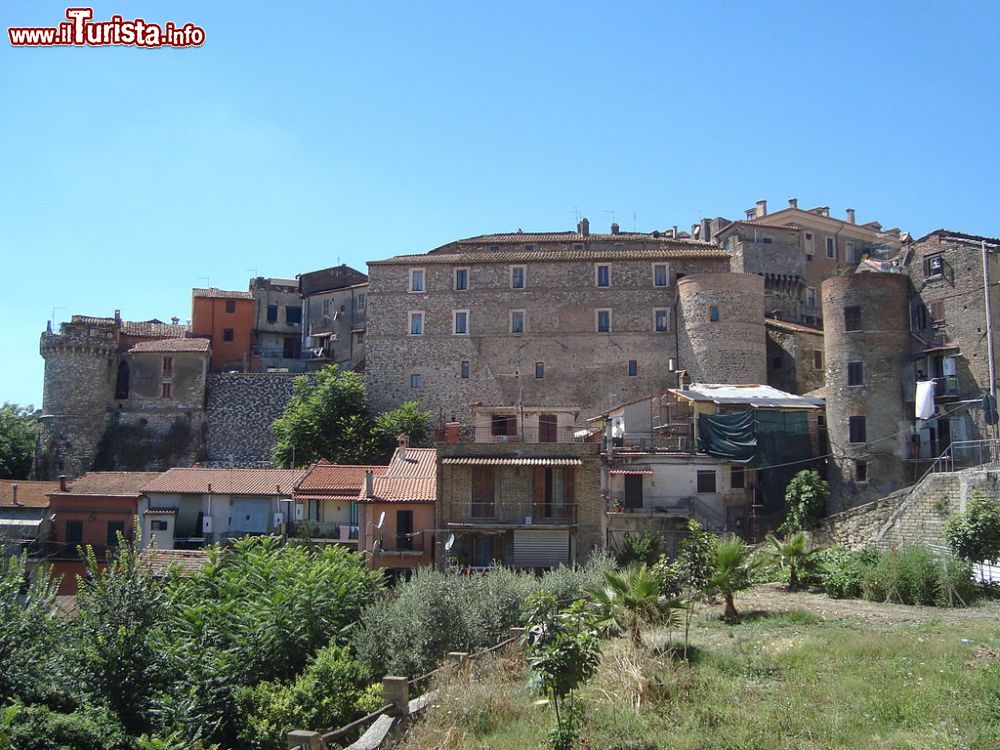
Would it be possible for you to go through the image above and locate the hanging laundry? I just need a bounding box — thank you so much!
[915,380,936,420]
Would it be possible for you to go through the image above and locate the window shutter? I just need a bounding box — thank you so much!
[533,467,546,519]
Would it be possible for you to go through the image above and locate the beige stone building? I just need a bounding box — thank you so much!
[299,264,368,372]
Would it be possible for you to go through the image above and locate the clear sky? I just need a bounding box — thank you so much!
[2,1,998,407]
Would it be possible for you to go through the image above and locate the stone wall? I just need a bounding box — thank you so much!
[94,409,206,472]
[765,322,825,395]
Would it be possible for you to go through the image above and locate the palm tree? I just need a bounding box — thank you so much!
[763,531,823,589]
[587,565,683,648]
[707,536,763,621]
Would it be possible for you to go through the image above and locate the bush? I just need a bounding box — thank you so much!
[780,470,828,533]
[860,546,978,607]
[818,547,866,599]
[615,532,663,567]
[0,702,130,750]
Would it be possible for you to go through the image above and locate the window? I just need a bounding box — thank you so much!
[844,306,862,331]
[354,293,367,312]
[161,381,173,399]
[471,466,496,518]
[772,355,783,370]
[926,254,945,277]
[847,361,864,386]
[410,373,422,388]
[114,361,130,400]
[804,232,814,257]
[285,306,302,324]
[162,357,173,377]
[573,243,584,251]
[696,470,717,493]
[225,299,236,314]
[266,304,278,323]
[65,520,83,544]
[510,266,526,289]
[151,520,168,532]
[730,466,746,489]
[395,509,414,550]
[409,268,425,292]
[709,306,720,322]
[524,244,535,252]
[510,310,525,334]
[848,416,867,443]
[408,311,424,335]
[746,208,757,221]
[454,268,469,291]
[653,263,669,287]
[846,241,858,263]
[826,237,836,259]
[595,264,611,287]
[654,308,670,332]
[596,309,611,333]
[806,286,817,307]
[628,359,638,377]
[813,350,823,369]
[761,236,773,244]
[490,414,517,436]
[460,360,470,379]
[223,328,234,342]
[539,413,558,443]
[930,300,945,326]
[107,521,125,548]
[855,460,868,482]
[535,362,544,379]
[453,310,469,335]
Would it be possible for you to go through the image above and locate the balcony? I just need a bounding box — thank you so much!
[444,499,579,528]
[933,376,960,400]
[295,522,359,543]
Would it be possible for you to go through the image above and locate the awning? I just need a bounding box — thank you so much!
[442,458,584,466]
[0,518,43,527]
[608,469,654,475]
[143,508,178,515]
[293,493,357,501]
[311,331,333,339]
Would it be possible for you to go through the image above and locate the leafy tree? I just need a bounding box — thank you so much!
[707,536,764,621]
[763,531,824,589]
[780,470,828,533]
[373,401,432,452]
[587,565,682,648]
[614,531,664,567]
[652,520,717,657]
[944,490,1000,575]
[0,403,39,479]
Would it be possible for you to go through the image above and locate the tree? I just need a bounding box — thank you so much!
[373,401,431,453]
[587,565,682,648]
[0,403,39,479]
[707,536,764,621]
[780,469,828,534]
[944,490,1000,576]
[763,531,824,589]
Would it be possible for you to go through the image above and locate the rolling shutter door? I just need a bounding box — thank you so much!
[513,529,570,569]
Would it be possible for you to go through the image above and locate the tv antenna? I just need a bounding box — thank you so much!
[376,511,385,529]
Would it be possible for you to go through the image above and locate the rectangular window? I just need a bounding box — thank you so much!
[826,237,836,259]
[709,306,720,322]
[396,509,414,550]
[453,310,469,335]
[772,355,784,370]
[285,306,302,324]
[730,466,746,489]
[844,306,862,331]
[408,311,424,335]
[573,243,584,251]
[847,361,864,386]
[65,520,83,544]
[804,232,814,257]
[930,300,945,325]
[471,466,496,518]
[535,362,544,379]
[510,310,525,334]
[162,356,173,377]
[225,299,236,314]
[524,244,535,252]
[926,254,945,277]
[151,519,168,532]
[266,304,278,323]
[354,293,367,312]
[653,263,669,287]
[654,308,670,332]
[596,309,611,333]
[806,286,817,307]
[161,381,173,399]
[410,373,422,388]
[107,521,125,548]
[510,266,526,289]
[223,328,234,341]
[696,470,717,493]
[855,460,868,482]
[454,268,469,291]
[628,359,638,377]
[490,414,517,436]
[849,416,867,444]
[813,350,823,369]
[409,268,425,292]
[595,264,611,287]
[846,241,857,263]
[460,360,470,379]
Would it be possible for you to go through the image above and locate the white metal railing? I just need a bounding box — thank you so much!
[928,438,1000,475]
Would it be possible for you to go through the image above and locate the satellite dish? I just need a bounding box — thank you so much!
[372,536,382,555]
[376,511,386,529]
[445,533,455,551]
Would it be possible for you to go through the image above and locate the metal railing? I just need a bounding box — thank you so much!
[927,438,1000,475]
[443,500,579,526]
[296,522,359,541]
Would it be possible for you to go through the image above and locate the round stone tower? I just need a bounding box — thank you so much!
[676,273,766,384]
[36,325,117,479]
[822,272,910,511]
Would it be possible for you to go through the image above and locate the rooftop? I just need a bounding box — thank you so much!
[295,461,388,497]
[128,337,211,353]
[374,245,728,266]
[142,467,308,496]
[139,549,211,577]
[56,472,163,497]
[360,447,437,503]
[66,315,187,339]
[669,383,824,410]
[192,288,254,300]
[764,318,824,335]
[0,479,60,509]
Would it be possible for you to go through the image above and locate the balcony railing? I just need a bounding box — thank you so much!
[296,522,359,541]
[444,500,579,526]
[932,376,960,399]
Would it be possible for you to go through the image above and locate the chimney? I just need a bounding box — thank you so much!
[788,198,798,208]
[445,421,461,444]
[397,433,410,460]
[171,316,180,325]
[113,309,121,325]
[579,217,590,237]
[364,470,375,500]
[756,199,768,217]
[58,475,68,492]
[610,222,619,235]
[672,225,679,238]
[846,208,856,224]
[11,483,19,506]
[700,218,711,243]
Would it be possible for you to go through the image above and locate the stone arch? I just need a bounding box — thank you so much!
[115,360,130,400]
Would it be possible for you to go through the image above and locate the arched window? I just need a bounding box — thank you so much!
[115,361,130,400]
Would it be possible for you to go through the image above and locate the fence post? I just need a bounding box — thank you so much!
[286,730,324,750]
[447,651,469,668]
[383,676,409,716]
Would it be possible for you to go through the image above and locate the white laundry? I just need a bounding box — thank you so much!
[915,380,936,420]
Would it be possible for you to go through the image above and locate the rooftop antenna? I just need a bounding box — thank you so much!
[573,207,581,223]
[50,306,67,327]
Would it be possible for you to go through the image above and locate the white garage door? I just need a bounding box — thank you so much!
[513,529,570,569]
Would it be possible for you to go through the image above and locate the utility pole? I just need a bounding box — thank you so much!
[981,239,998,440]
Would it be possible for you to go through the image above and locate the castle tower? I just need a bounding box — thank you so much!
[676,273,766,384]
[822,272,910,511]
[35,322,117,479]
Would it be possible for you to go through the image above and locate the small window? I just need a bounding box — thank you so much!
[285,306,302,324]
[730,466,746,489]
[855,460,868,482]
[510,310,525,334]
[844,306,862,332]
[266,304,278,323]
[162,357,174,377]
[151,520,169,532]
[813,350,823,369]
[524,244,535,252]
[804,232,814,257]
[460,360,470,379]
[654,308,670,332]
[596,264,611,287]
[535,362,544,379]
[745,208,757,221]
[806,286,817,307]
[409,268,425,292]
[849,416,867,444]
[491,414,517,436]
[223,328,234,342]
[573,243,584,251]
[627,360,638,377]
[596,309,611,333]
[653,263,669,287]
[926,254,945,277]
[65,520,83,544]
[930,300,945,326]
[410,373,422,388]
[354,293,367,312]
[106,521,125,548]
[709,306,720,322]
[911,303,928,330]
[408,311,424,336]
[454,268,469,291]
[453,310,469,335]
[846,241,858,264]
[772,355,783,370]
[847,361,864,386]
[826,237,836,259]
[161,381,173,399]
[510,266,526,289]
[696,470,717,493]
[225,299,236,314]
[761,236,773,244]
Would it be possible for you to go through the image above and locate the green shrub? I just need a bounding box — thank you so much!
[819,547,866,599]
[1,702,130,750]
[860,546,978,607]
[615,532,663,567]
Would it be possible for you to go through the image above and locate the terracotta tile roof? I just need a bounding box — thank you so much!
[70,315,117,326]
[121,321,188,337]
[140,549,211,577]
[128,337,211,353]
[192,288,254,300]
[456,231,710,245]
[360,447,437,503]
[441,457,583,466]
[765,319,824,335]
[373,246,728,266]
[143,467,308,496]
[0,480,59,508]
[57,472,162,497]
[295,462,387,496]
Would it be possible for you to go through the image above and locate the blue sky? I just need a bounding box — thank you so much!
[2,1,998,407]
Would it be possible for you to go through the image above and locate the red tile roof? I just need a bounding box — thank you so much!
[360,448,437,503]
[765,319,824,335]
[140,549,211,577]
[142,468,307,496]
[121,321,188,337]
[192,288,254,300]
[374,246,728,265]
[55,472,162,497]
[295,462,387,496]
[128,337,211,353]
[0,480,59,508]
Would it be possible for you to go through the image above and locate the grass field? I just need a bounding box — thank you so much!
[390,587,1000,750]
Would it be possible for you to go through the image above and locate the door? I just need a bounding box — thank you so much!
[396,510,414,550]
[107,520,126,547]
[539,414,558,443]
[471,467,495,518]
[624,475,644,509]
